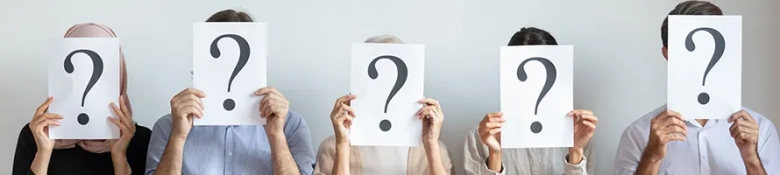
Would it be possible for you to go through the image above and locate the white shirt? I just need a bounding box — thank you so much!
[614,105,780,175]
[358,146,409,175]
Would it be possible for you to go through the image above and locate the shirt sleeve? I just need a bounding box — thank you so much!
[144,115,173,175]
[313,136,337,175]
[756,115,780,173]
[614,124,647,175]
[284,112,315,175]
[12,124,36,175]
[463,127,504,175]
[437,141,454,175]
[563,153,588,175]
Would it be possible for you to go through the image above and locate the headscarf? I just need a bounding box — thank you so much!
[54,23,132,153]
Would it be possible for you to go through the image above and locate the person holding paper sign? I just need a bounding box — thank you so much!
[145,9,314,175]
[12,23,152,175]
[463,27,597,175]
[314,35,452,175]
[614,1,780,175]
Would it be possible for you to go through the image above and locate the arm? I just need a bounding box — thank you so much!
[614,124,654,175]
[145,115,184,175]
[424,141,446,175]
[744,115,780,175]
[112,153,131,175]
[313,136,343,175]
[463,128,503,175]
[332,142,350,175]
[270,112,315,175]
[563,142,593,175]
[153,136,186,175]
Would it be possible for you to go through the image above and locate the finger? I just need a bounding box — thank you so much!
[664,125,686,136]
[336,95,356,106]
[488,128,502,135]
[582,120,597,130]
[109,117,129,132]
[41,119,61,127]
[662,133,686,143]
[179,105,203,119]
[487,116,506,123]
[484,121,504,128]
[255,87,281,96]
[111,102,124,118]
[173,94,204,109]
[35,97,55,116]
[261,104,273,118]
[417,106,435,116]
[42,113,64,120]
[186,88,207,98]
[663,117,688,132]
[119,95,132,118]
[487,112,503,118]
[418,98,440,107]
[343,105,356,118]
[419,108,435,120]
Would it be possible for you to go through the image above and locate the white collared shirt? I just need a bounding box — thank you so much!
[614,105,780,175]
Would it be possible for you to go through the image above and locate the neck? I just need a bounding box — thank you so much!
[696,119,709,126]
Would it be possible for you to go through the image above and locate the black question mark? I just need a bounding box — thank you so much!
[63,49,104,125]
[210,34,250,111]
[685,27,725,105]
[368,55,408,132]
[517,57,556,134]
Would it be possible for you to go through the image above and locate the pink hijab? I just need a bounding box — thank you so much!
[55,23,132,153]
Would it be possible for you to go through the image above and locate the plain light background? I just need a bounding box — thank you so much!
[1,0,777,174]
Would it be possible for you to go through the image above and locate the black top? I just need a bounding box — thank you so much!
[12,123,152,175]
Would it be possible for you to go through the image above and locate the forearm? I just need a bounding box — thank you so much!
[269,132,301,175]
[743,155,767,175]
[154,137,186,175]
[30,150,51,175]
[634,151,661,175]
[568,148,584,165]
[111,153,131,175]
[424,141,446,175]
[332,143,350,175]
[486,150,502,173]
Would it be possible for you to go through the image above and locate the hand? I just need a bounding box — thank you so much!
[418,98,444,145]
[330,95,356,144]
[30,97,61,151]
[109,95,135,154]
[478,112,504,152]
[256,87,290,134]
[169,88,206,139]
[645,110,687,162]
[729,110,760,158]
[571,109,598,150]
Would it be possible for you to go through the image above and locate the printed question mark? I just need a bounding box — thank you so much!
[210,34,250,111]
[685,27,725,105]
[517,57,556,134]
[63,49,104,125]
[368,55,408,132]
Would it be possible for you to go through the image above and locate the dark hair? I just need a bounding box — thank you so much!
[508,27,558,46]
[661,1,722,47]
[206,9,254,22]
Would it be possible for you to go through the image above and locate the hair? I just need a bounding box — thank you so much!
[206,9,254,22]
[364,34,404,44]
[661,1,722,47]
[508,27,557,46]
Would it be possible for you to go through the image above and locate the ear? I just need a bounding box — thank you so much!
[662,47,668,61]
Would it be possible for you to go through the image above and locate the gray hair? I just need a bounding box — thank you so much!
[364,34,404,44]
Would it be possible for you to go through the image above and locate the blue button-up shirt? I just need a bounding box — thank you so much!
[145,111,315,175]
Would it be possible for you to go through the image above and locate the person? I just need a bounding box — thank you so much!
[145,9,315,175]
[12,23,152,175]
[614,1,780,174]
[463,27,597,175]
[313,35,453,175]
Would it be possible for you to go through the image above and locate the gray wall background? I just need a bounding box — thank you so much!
[1,0,777,174]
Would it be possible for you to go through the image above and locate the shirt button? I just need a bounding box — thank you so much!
[229,152,233,156]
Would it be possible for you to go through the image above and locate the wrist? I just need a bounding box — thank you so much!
[568,148,584,164]
[35,150,52,158]
[642,146,665,163]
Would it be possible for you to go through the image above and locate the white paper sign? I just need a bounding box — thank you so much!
[350,43,425,147]
[500,46,573,148]
[48,38,120,139]
[668,15,741,119]
[193,23,267,125]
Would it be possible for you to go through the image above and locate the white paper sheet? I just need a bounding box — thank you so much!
[500,46,573,148]
[48,38,120,139]
[193,22,267,125]
[668,15,742,120]
[350,43,425,147]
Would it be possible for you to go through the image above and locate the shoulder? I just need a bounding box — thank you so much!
[152,114,174,130]
[132,123,153,143]
[464,125,480,141]
[16,123,34,144]
[622,105,665,136]
[317,135,337,154]
[284,111,308,129]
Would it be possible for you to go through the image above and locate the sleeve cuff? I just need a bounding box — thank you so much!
[563,154,588,175]
[484,157,505,175]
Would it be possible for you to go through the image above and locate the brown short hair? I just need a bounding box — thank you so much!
[206,9,254,22]
[661,1,723,47]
